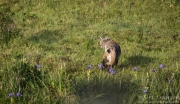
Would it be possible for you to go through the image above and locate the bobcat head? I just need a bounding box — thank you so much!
[99,36,110,49]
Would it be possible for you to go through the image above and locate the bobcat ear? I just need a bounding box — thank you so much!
[100,37,103,40]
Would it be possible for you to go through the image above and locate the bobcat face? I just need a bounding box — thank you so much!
[99,37,110,49]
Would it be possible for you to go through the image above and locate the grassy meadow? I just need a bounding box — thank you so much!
[0,0,180,103]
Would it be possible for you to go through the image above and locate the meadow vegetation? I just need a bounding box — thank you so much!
[0,0,180,103]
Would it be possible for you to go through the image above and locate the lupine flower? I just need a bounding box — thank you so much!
[133,67,138,71]
[143,89,148,93]
[152,68,156,72]
[37,64,41,68]
[98,63,105,69]
[87,65,92,69]
[168,78,174,83]
[159,64,165,69]
[8,92,14,98]
[16,92,22,97]
[109,68,116,74]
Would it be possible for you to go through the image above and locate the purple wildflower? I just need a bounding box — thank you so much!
[168,78,174,83]
[152,68,156,72]
[133,67,138,71]
[87,65,92,69]
[109,68,116,74]
[98,63,105,69]
[159,64,165,69]
[37,64,41,68]
[16,92,22,97]
[8,92,14,98]
[143,89,148,93]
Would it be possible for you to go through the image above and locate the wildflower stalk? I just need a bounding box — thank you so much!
[176,62,179,72]
[134,71,138,80]
[87,70,91,82]
[87,65,92,82]
[133,67,138,80]
[10,98,14,103]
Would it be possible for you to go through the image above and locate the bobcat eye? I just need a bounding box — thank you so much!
[107,49,111,53]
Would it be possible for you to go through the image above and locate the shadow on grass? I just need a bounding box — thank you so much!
[28,29,64,44]
[119,55,155,68]
[0,1,20,45]
[12,62,43,90]
[74,74,139,104]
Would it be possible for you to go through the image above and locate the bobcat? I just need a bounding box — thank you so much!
[100,37,121,69]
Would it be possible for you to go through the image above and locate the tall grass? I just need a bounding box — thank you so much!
[0,0,180,103]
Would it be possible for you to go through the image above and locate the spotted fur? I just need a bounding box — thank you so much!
[100,37,121,68]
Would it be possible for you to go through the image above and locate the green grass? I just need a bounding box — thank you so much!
[0,0,180,103]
